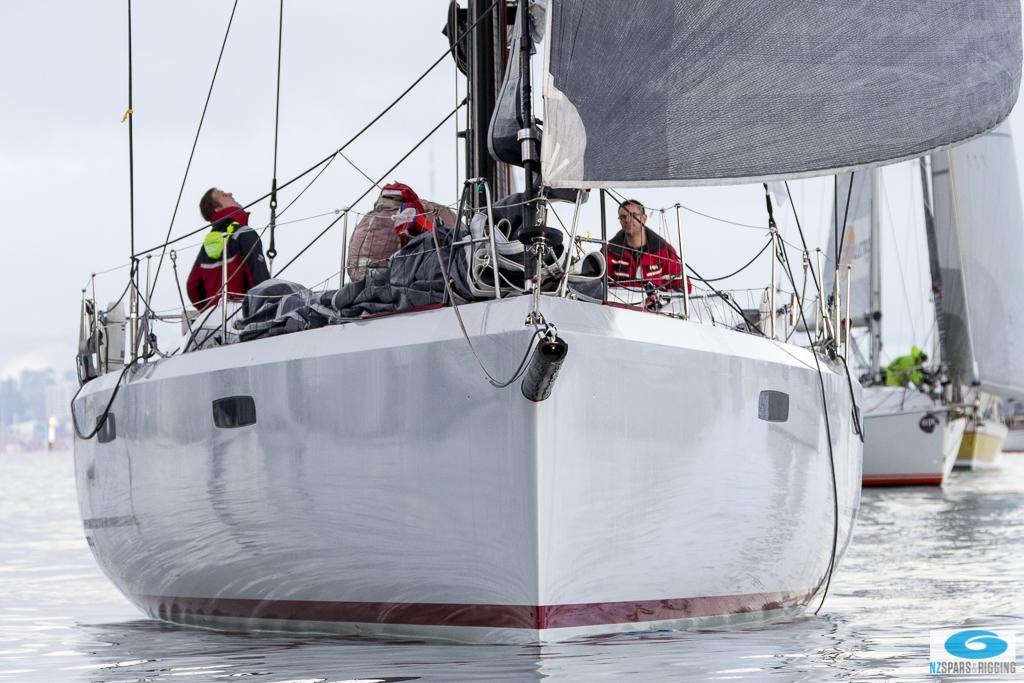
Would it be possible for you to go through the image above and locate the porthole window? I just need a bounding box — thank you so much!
[212,396,256,428]
[97,413,117,443]
[758,390,789,423]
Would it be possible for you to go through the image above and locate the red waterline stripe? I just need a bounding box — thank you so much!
[862,474,943,487]
[135,590,809,630]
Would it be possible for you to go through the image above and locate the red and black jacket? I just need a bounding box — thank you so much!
[605,228,689,291]
[186,207,270,310]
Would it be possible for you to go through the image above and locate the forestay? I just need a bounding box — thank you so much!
[930,123,1024,399]
[824,172,873,327]
[540,0,1022,188]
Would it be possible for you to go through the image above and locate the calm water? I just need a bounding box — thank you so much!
[1,451,1023,682]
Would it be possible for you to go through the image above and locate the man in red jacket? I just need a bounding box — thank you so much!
[187,188,271,311]
[605,199,688,292]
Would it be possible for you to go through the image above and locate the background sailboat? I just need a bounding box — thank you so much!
[929,122,1024,469]
[831,171,966,487]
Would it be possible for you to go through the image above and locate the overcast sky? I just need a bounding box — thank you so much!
[2,1,1023,380]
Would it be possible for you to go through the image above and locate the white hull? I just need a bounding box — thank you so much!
[73,296,862,643]
[955,418,1009,470]
[1003,426,1024,452]
[861,386,966,486]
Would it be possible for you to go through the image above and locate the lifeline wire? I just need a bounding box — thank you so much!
[699,238,772,283]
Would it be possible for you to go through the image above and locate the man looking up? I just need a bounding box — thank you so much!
[187,188,270,311]
[605,199,686,291]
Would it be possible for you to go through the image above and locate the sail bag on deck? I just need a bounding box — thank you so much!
[540,0,1022,187]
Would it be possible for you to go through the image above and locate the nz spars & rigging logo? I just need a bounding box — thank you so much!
[929,628,1017,676]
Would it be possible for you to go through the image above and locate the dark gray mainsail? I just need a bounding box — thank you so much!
[540,0,1022,188]
[930,123,1024,399]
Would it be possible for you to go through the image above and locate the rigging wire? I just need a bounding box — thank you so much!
[338,151,382,191]
[275,100,467,277]
[78,2,497,433]
[149,0,239,301]
[834,171,855,267]
[651,200,804,254]
[767,184,841,616]
[278,156,338,217]
[267,0,285,270]
[185,102,467,351]
[125,0,137,309]
[131,0,500,261]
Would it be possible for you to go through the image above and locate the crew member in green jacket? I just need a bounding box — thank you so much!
[885,346,928,387]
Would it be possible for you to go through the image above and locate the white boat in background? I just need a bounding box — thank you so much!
[71,0,1021,642]
[861,386,965,486]
[1003,400,1024,452]
[861,118,1024,485]
[1004,428,1024,453]
[955,397,1009,469]
[956,419,1008,469]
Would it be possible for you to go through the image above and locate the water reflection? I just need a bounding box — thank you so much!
[1,452,1023,681]
[75,615,874,682]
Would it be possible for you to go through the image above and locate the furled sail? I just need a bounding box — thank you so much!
[488,4,528,165]
[824,172,874,327]
[489,1,547,166]
[930,123,1024,399]
[540,0,1021,188]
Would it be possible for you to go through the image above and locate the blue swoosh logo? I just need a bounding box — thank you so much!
[944,630,1008,659]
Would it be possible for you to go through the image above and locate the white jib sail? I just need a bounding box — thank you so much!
[930,122,1024,399]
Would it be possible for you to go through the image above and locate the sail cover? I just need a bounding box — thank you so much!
[541,0,1021,188]
[824,172,873,327]
[930,123,1024,399]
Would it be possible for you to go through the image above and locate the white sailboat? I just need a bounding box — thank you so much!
[929,123,1024,470]
[830,170,966,487]
[71,0,1020,643]
[956,395,1009,468]
[1003,399,1024,452]
[861,386,966,486]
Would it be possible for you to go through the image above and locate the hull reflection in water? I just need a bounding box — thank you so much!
[73,297,862,643]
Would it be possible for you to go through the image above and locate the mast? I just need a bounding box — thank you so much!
[516,0,538,230]
[869,167,882,375]
[467,0,502,197]
[919,156,947,368]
